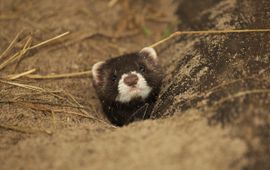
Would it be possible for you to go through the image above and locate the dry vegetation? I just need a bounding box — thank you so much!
[0,31,115,134]
[0,0,176,135]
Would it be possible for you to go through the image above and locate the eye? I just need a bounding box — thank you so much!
[112,74,117,82]
[139,64,145,72]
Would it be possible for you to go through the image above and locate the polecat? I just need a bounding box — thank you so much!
[92,47,163,126]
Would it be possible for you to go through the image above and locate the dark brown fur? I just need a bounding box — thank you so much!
[93,52,163,126]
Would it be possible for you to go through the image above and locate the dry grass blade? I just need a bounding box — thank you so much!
[0,79,87,110]
[0,81,85,110]
[28,31,70,50]
[150,29,270,48]
[62,90,83,108]
[15,101,115,128]
[0,36,32,71]
[0,79,45,91]
[14,36,33,68]
[0,123,52,134]
[0,100,86,110]
[25,70,92,79]
[0,31,22,60]
[3,68,36,80]
[0,31,70,71]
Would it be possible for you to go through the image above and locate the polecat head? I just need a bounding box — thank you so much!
[92,47,162,103]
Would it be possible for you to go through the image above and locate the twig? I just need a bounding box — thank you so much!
[150,29,270,48]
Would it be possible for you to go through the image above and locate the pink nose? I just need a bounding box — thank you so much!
[124,74,138,86]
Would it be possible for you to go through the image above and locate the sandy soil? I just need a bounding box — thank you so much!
[0,0,269,170]
[0,0,181,170]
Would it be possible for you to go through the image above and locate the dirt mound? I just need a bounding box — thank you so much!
[1,0,270,170]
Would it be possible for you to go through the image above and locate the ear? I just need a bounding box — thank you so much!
[92,61,105,86]
[139,47,158,65]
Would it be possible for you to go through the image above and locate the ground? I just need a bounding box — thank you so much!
[0,0,270,170]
